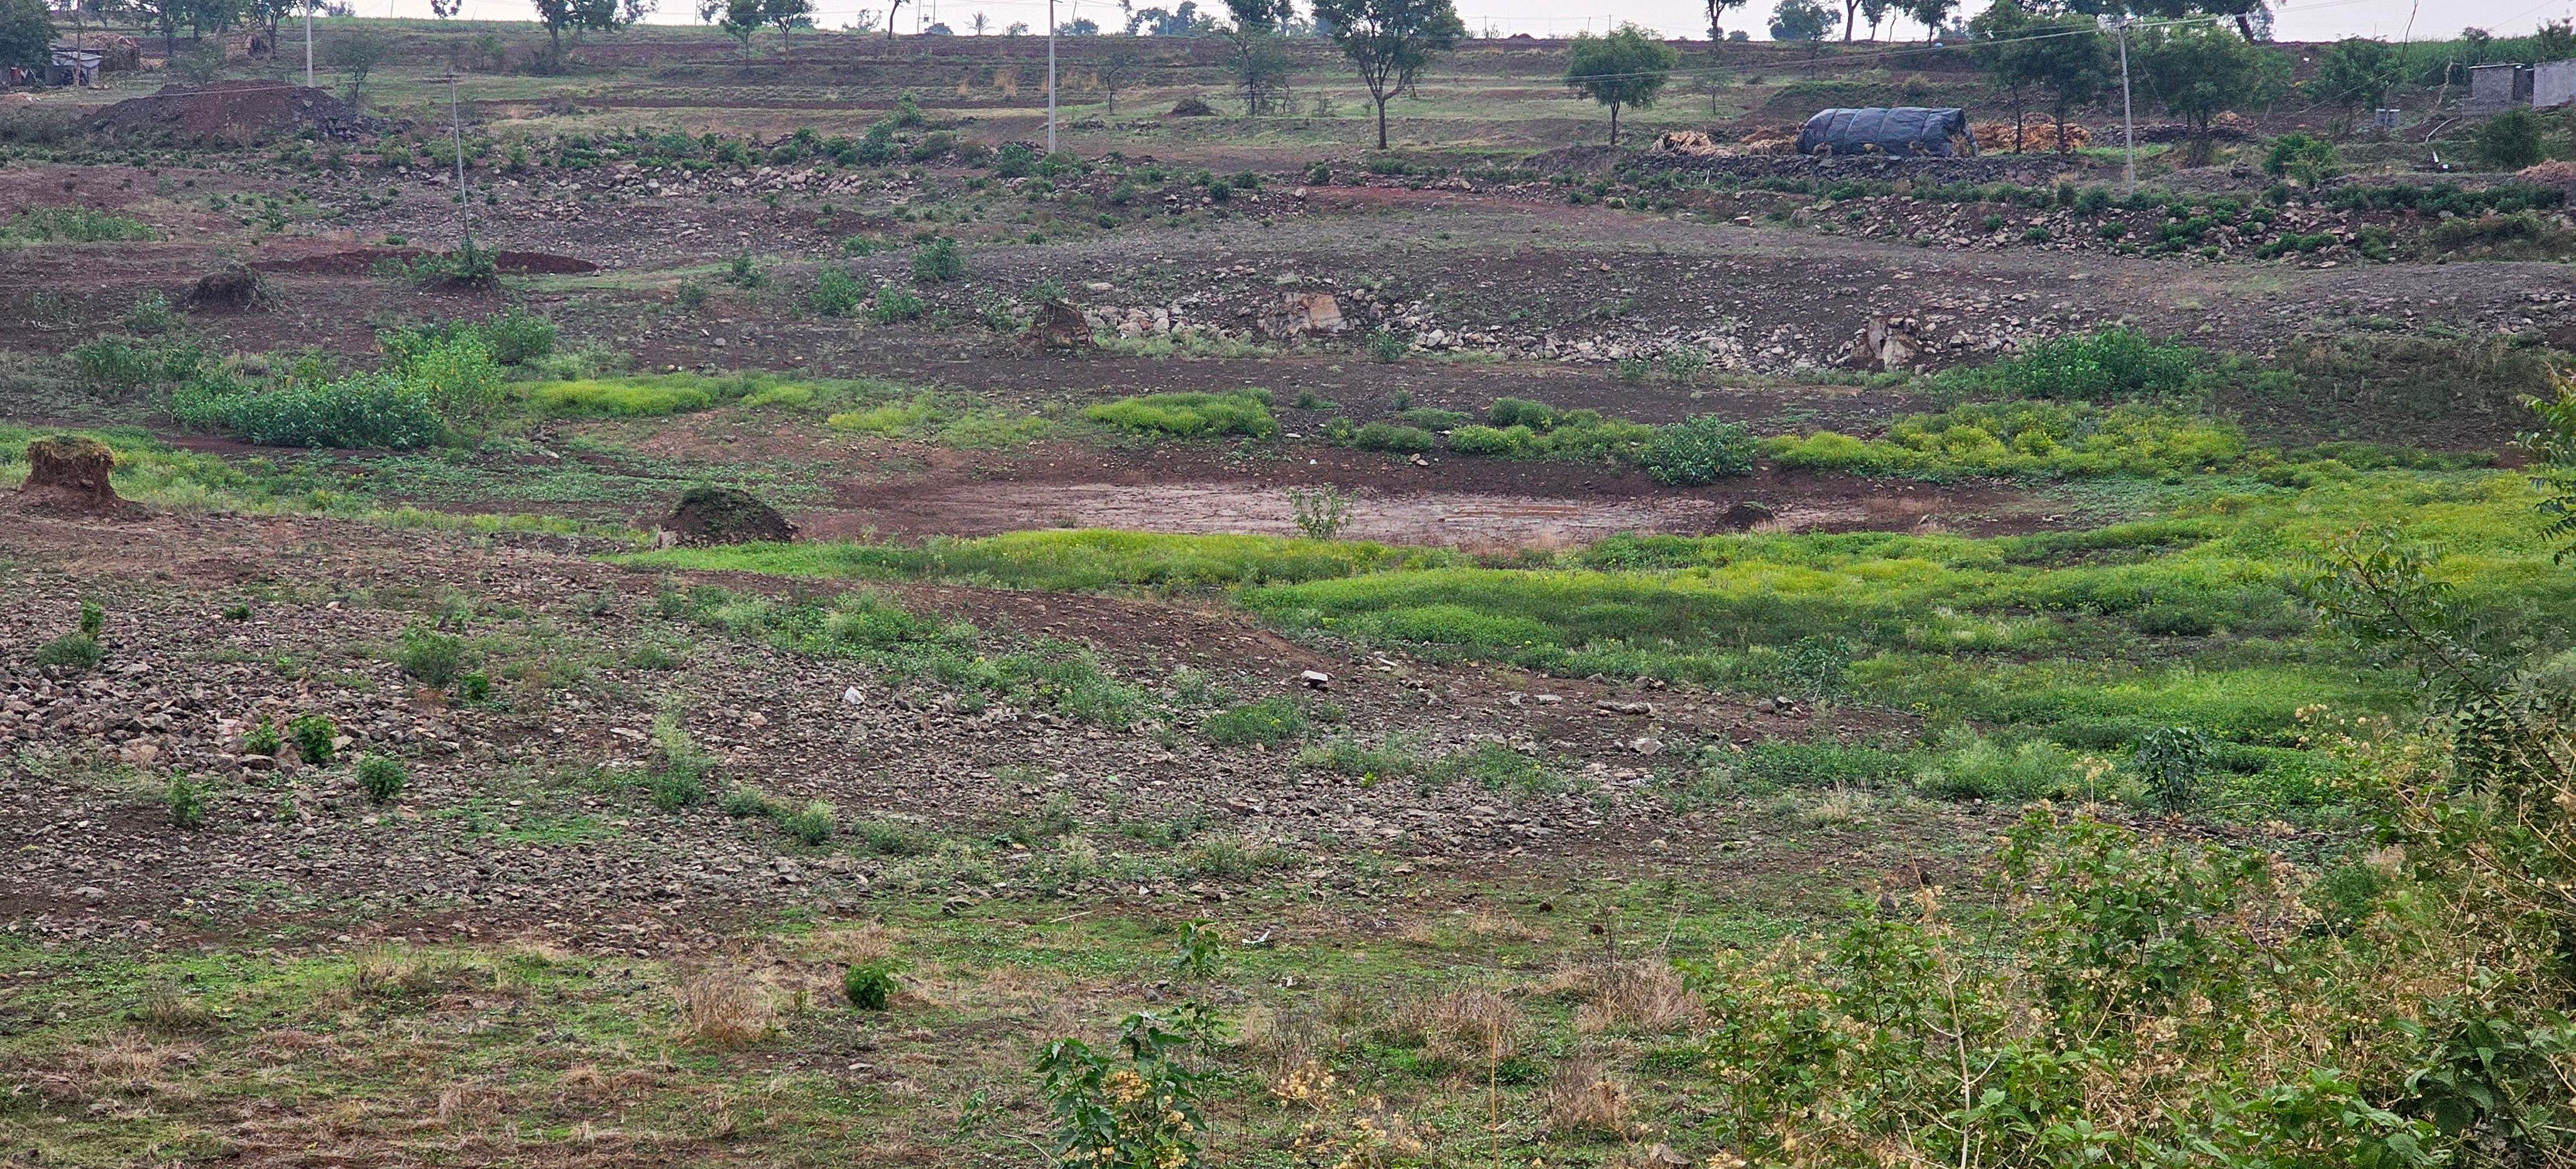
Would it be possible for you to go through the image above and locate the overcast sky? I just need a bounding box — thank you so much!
[406,0,2576,45]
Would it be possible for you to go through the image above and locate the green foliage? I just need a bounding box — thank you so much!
[2301,36,2404,109]
[72,337,205,391]
[1640,415,1757,485]
[1764,400,2246,480]
[1201,696,1306,746]
[2264,132,2343,186]
[31,634,101,671]
[1331,420,1434,453]
[0,207,154,243]
[286,713,337,765]
[2526,368,2576,562]
[243,716,281,757]
[1171,919,1221,979]
[1932,328,2205,402]
[1365,328,1409,363]
[354,754,409,804]
[169,371,447,449]
[843,961,897,1010]
[2472,108,2546,172]
[379,307,557,368]
[121,292,178,336]
[912,236,965,283]
[2131,725,2213,809]
[1034,1007,1216,1169]
[724,251,767,288]
[1311,0,1465,149]
[808,267,866,316]
[1285,485,1353,539]
[77,599,102,640]
[0,0,55,74]
[2135,25,2293,143]
[1911,727,2083,801]
[870,289,928,323]
[1084,391,1278,439]
[1970,0,2111,150]
[164,773,209,828]
[645,716,712,810]
[1562,24,1679,145]
[1767,0,1834,40]
[396,626,464,689]
[779,800,837,845]
[522,376,717,418]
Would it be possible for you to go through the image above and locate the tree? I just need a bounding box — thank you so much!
[765,0,811,52]
[170,37,226,82]
[328,26,392,107]
[2134,23,2288,160]
[533,0,653,65]
[1128,2,1211,35]
[1058,16,1098,32]
[2538,18,2575,61]
[1312,0,1463,150]
[1859,0,1887,39]
[1003,19,1027,33]
[968,11,986,33]
[2524,367,2576,563]
[2301,36,2401,111]
[1563,25,1677,146]
[1769,0,1833,41]
[701,0,761,58]
[1096,44,1145,113]
[1897,0,1949,40]
[0,0,54,71]
[244,0,293,52]
[1977,3,2110,152]
[1705,0,1747,41]
[2472,107,2545,171]
[1223,0,1293,116]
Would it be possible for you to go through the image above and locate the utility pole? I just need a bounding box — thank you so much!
[1045,0,1057,153]
[303,0,314,87]
[2115,14,2135,196]
[448,73,471,246]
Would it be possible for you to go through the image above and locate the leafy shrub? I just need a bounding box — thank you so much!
[1201,696,1306,746]
[31,634,102,670]
[647,717,712,810]
[779,800,836,845]
[1366,328,1409,363]
[912,236,964,282]
[1339,421,1434,453]
[1642,415,1757,485]
[1084,391,1278,439]
[676,280,710,309]
[122,292,178,336]
[1763,400,2244,480]
[523,377,716,417]
[72,337,205,390]
[355,754,408,803]
[2472,107,2545,171]
[397,626,464,688]
[1286,485,1353,539]
[1446,424,1531,456]
[243,716,281,756]
[287,713,338,764]
[724,251,767,288]
[1933,328,2202,401]
[870,290,927,323]
[1036,1009,1214,1169]
[165,774,209,827]
[78,600,102,640]
[2262,132,2340,185]
[719,784,777,819]
[2131,725,2212,809]
[809,267,866,316]
[1,207,155,242]
[381,307,556,368]
[1913,727,2080,801]
[169,373,445,449]
[844,961,897,1009]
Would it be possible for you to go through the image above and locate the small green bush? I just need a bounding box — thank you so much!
[355,754,408,803]
[1935,328,2201,402]
[123,292,178,336]
[780,799,837,845]
[397,626,464,688]
[870,290,928,323]
[1342,421,1435,453]
[1084,391,1278,439]
[1201,697,1307,746]
[243,716,282,757]
[1641,415,1757,485]
[287,713,339,765]
[1487,398,1556,429]
[165,774,209,828]
[31,634,102,671]
[1366,329,1409,363]
[844,960,897,1009]
[809,268,866,316]
[912,236,965,283]
[719,785,777,819]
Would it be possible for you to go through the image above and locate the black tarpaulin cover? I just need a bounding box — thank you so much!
[1794,107,1977,157]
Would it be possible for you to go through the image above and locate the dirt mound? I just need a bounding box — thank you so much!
[1522,144,1632,175]
[84,82,384,144]
[2518,160,2576,192]
[1165,96,1216,117]
[658,486,795,546]
[183,264,268,310]
[14,436,128,514]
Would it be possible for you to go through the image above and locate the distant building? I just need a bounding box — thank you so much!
[2538,59,2576,109]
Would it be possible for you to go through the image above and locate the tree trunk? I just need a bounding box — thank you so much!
[1608,102,1619,146]
[2053,111,2068,154]
[2235,12,2254,40]
[1374,94,1389,150]
[1843,0,1857,41]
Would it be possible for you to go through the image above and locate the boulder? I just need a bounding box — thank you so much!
[15,435,126,512]
[1028,299,1095,349]
[1263,292,1346,339]
[1846,314,1921,373]
[658,486,795,546]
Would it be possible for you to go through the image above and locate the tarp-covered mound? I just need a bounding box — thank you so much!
[1796,107,1977,158]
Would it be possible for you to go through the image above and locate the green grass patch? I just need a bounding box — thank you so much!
[1083,390,1279,439]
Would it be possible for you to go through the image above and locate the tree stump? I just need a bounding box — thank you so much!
[16,436,124,511]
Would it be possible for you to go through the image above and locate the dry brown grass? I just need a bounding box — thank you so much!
[1539,1052,1634,1138]
[1389,986,1522,1072]
[349,946,472,1000]
[136,986,217,1036]
[76,1030,191,1094]
[672,966,772,1047]
[1572,960,1703,1035]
